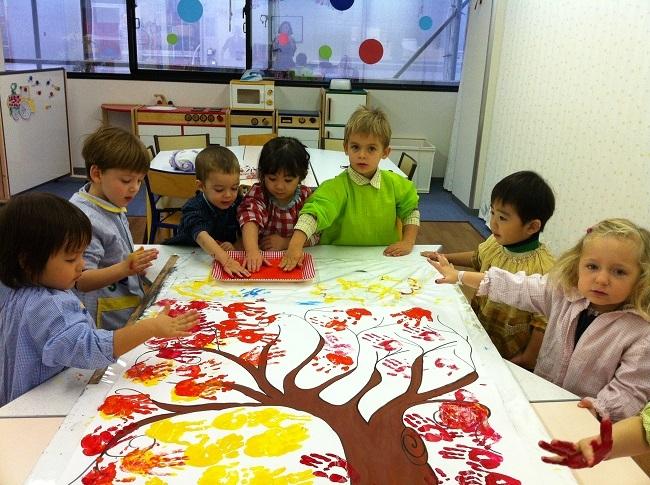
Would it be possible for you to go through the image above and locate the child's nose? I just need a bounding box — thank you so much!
[595,271,609,285]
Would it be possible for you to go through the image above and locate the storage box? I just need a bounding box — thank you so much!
[391,138,436,193]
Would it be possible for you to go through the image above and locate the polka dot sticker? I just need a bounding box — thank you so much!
[278,32,290,46]
[330,0,354,11]
[319,45,333,60]
[419,16,433,30]
[359,39,383,64]
[177,0,203,23]
[167,33,178,45]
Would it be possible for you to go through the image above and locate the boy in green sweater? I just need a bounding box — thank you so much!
[280,106,420,270]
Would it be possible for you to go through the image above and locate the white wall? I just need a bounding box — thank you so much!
[66,78,456,178]
[476,0,650,254]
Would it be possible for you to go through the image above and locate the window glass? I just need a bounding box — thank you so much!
[135,0,246,71]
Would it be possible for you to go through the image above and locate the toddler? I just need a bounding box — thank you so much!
[430,218,650,422]
[0,193,197,406]
[238,137,318,272]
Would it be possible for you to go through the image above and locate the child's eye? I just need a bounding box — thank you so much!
[586,263,597,270]
[121,179,132,184]
[613,269,628,277]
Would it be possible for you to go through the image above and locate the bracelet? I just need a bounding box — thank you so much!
[457,270,465,285]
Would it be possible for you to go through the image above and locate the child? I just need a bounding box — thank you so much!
[422,171,555,370]
[280,106,420,270]
[70,126,158,331]
[164,145,249,277]
[237,137,318,272]
[0,193,198,406]
[429,218,650,422]
[539,403,650,468]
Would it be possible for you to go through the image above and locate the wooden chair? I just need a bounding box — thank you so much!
[144,170,197,243]
[237,133,277,146]
[153,133,209,153]
[398,152,418,181]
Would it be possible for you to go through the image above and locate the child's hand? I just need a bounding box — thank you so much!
[260,234,290,250]
[244,249,270,273]
[146,305,198,338]
[427,254,459,284]
[509,353,536,371]
[539,418,613,468]
[219,255,251,278]
[220,241,235,251]
[279,247,303,271]
[420,250,443,261]
[384,240,414,257]
[126,248,158,275]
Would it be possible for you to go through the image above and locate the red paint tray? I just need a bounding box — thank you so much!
[212,251,315,281]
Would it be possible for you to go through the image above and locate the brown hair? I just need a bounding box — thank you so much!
[343,106,391,148]
[195,146,240,182]
[82,126,149,175]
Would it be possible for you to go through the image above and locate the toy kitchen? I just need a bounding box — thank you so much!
[275,109,321,148]
[135,105,228,148]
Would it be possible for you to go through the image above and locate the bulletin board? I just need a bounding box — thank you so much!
[0,68,71,199]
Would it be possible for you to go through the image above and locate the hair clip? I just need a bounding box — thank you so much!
[586,227,593,234]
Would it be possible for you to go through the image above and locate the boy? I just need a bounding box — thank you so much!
[280,106,420,270]
[423,171,555,370]
[70,126,158,331]
[164,146,249,277]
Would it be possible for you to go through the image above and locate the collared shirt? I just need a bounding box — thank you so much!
[294,168,420,240]
[0,283,115,406]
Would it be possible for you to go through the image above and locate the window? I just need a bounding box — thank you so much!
[1,0,468,88]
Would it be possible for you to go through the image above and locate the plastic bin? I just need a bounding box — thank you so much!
[391,138,436,193]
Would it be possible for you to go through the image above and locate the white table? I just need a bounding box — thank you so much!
[149,146,405,188]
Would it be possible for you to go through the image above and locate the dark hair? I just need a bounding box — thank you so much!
[258,137,310,183]
[0,193,91,288]
[491,171,555,231]
[195,146,240,182]
[82,126,150,175]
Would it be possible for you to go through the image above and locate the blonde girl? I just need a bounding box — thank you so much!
[429,218,650,422]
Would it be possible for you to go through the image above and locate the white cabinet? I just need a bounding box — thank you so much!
[391,138,436,193]
[137,124,181,151]
[321,88,367,149]
[277,127,320,148]
[184,125,227,146]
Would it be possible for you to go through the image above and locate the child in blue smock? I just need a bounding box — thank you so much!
[0,193,198,406]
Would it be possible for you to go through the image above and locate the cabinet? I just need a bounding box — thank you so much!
[321,88,367,151]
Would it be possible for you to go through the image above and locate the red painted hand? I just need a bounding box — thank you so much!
[538,418,613,468]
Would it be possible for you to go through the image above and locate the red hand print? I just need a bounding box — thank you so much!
[538,418,613,468]
[404,412,458,442]
[300,452,360,483]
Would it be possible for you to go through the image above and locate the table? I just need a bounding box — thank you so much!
[149,146,405,188]
[4,245,647,484]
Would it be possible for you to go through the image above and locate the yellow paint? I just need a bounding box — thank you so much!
[171,277,236,300]
[145,477,168,485]
[198,464,240,485]
[211,408,249,430]
[245,424,309,457]
[185,433,244,467]
[146,419,208,446]
[242,466,315,484]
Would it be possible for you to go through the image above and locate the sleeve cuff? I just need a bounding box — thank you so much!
[403,209,420,226]
[294,214,318,240]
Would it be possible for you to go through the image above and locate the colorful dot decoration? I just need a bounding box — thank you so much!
[167,33,178,45]
[319,45,333,61]
[419,16,433,30]
[330,0,354,11]
[359,39,383,64]
[177,0,203,23]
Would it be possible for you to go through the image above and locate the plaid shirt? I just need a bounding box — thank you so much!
[237,183,319,246]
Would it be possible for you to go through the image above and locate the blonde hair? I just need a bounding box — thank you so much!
[195,146,240,182]
[82,126,149,174]
[343,106,391,148]
[551,218,650,320]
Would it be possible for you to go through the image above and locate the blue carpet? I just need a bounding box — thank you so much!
[27,176,491,238]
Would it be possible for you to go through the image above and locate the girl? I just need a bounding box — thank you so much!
[0,193,198,406]
[238,137,318,272]
[539,402,650,468]
[429,218,650,422]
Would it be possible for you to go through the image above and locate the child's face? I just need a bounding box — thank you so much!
[39,246,85,290]
[263,170,300,205]
[577,235,641,313]
[88,167,145,208]
[489,200,539,245]
[344,133,390,179]
[199,171,240,210]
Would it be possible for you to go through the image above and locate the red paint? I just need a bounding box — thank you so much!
[186,332,215,348]
[326,353,353,366]
[237,329,264,343]
[98,394,156,420]
[346,308,371,320]
[81,461,117,484]
[539,418,612,469]
[175,376,231,399]
[325,319,348,331]
[187,300,209,310]
[300,453,360,483]
[378,339,399,351]
[156,298,177,307]
[391,307,433,327]
[219,255,308,280]
[121,446,186,474]
[176,364,202,378]
[81,427,115,456]
[125,361,172,383]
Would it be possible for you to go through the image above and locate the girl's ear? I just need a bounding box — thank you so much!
[526,219,542,235]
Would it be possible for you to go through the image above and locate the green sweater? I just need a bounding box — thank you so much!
[300,170,419,245]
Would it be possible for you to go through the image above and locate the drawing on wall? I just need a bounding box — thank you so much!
[56,254,565,484]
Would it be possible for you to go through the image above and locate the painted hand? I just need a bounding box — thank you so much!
[538,418,613,468]
[220,256,251,278]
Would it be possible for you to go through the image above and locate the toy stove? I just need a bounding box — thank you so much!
[276,109,321,148]
[229,109,275,143]
[136,106,227,127]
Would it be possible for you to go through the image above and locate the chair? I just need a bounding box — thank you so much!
[144,170,197,243]
[397,152,418,181]
[153,133,209,153]
[146,145,155,161]
[237,133,277,146]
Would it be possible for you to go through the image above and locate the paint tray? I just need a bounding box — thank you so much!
[212,251,315,282]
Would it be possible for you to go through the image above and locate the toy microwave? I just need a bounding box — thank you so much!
[229,80,275,110]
